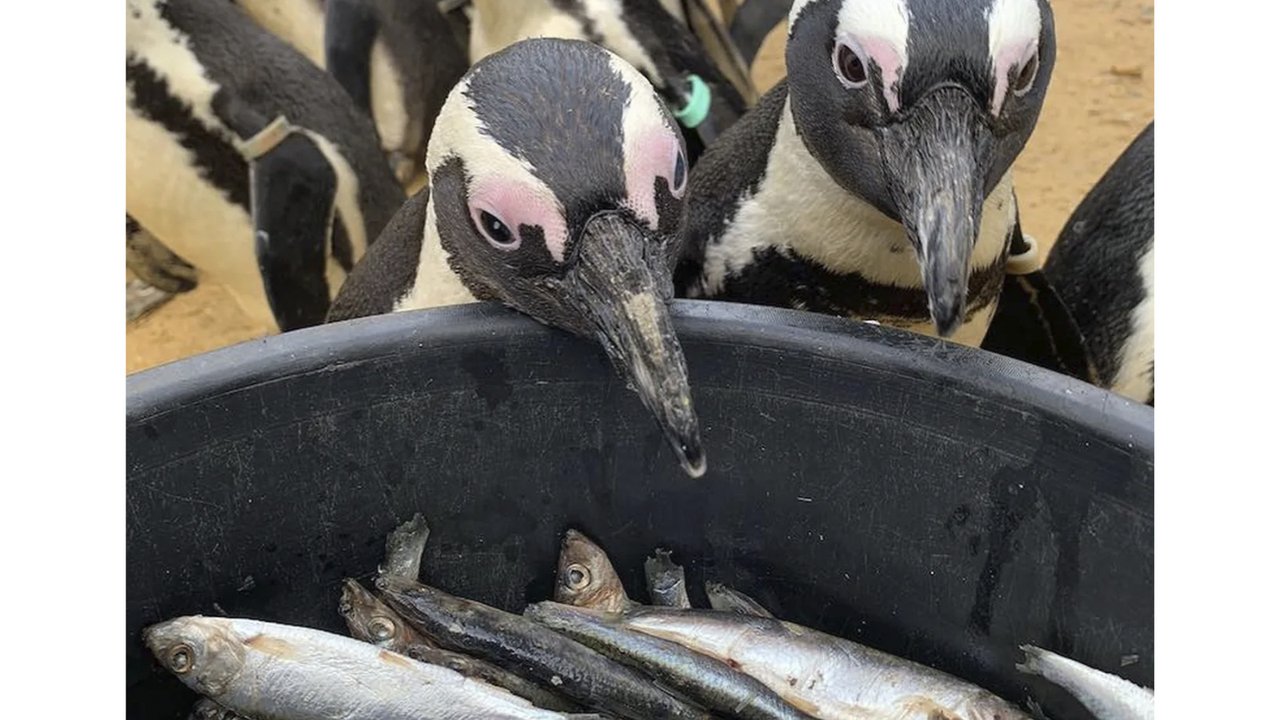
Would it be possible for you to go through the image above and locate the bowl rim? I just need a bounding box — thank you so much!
[127,299,1153,456]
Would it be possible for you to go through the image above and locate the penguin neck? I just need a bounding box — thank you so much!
[394,198,481,312]
[762,96,1016,291]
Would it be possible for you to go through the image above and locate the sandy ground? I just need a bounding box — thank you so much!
[126,0,1154,374]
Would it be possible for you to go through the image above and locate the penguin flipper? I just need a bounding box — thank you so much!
[324,0,380,117]
[327,185,431,323]
[251,133,340,332]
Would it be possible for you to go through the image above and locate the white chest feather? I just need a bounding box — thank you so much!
[235,0,327,67]
[369,39,410,155]
[393,199,479,312]
[1110,241,1155,402]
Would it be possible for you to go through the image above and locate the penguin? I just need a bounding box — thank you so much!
[126,0,404,331]
[464,0,753,165]
[327,38,707,479]
[1042,122,1154,405]
[234,0,470,186]
[676,0,1056,347]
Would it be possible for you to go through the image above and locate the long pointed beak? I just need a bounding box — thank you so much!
[565,213,706,478]
[884,88,992,338]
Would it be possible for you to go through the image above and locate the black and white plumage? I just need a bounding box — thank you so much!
[1043,122,1154,405]
[464,0,752,165]
[126,0,404,331]
[677,0,1055,347]
[329,38,706,478]
[235,0,470,184]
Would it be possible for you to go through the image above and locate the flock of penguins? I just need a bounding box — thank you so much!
[126,0,1155,477]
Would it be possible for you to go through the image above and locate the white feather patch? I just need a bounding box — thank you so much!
[608,52,681,230]
[986,0,1042,113]
[394,200,479,311]
[468,0,587,63]
[836,0,911,69]
[369,38,409,156]
[235,0,326,67]
[295,130,369,299]
[1110,241,1155,402]
[126,0,227,137]
[579,0,663,86]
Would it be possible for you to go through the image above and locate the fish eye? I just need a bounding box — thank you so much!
[1013,51,1040,96]
[168,644,195,674]
[833,41,869,89]
[369,616,397,641]
[564,563,591,591]
[473,208,519,250]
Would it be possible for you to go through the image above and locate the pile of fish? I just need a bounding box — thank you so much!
[146,516,1154,720]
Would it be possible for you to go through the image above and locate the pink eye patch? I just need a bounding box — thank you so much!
[466,176,568,261]
[624,128,684,229]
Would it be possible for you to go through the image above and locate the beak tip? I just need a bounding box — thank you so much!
[681,446,707,478]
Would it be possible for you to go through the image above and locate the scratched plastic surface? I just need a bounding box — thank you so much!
[126,300,1153,720]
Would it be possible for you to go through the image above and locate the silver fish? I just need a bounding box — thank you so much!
[381,513,430,580]
[1017,645,1154,720]
[527,601,814,720]
[645,549,692,609]
[188,698,253,720]
[555,529,636,612]
[704,582,774,618]
[145,616,593,720]
[621,608,1031,720]
[340,579,582,713]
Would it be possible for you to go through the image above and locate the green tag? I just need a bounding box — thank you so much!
[673,74,711,129]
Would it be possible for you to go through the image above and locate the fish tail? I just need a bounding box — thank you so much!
[1015,644,1049,677]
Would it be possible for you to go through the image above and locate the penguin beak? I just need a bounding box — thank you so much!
[883,88,992,338]
[564,212,707,478]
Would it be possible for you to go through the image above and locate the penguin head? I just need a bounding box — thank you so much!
[786,0,1055,336]
[425,38,705,478]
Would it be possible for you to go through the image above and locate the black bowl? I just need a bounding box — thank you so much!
[127,301,1153,720]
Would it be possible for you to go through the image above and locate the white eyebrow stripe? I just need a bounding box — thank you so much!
[986,0,1042,113]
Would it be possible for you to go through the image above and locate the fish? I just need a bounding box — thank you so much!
[645,549,692,609]
[375,574,712,720]
[1017,645,1154,720]
[188,698,253,720]
[555,529,636,612]
[144,615,594,720]
[619,608,1032,720]
[704,582,774,618]
[527,601,815,720]
[381,513,430,580]
[340,578,582,712]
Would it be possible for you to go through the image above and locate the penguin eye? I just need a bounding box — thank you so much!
[473,209,519,250]
[833,41,869,89]
[1012,51,1040,96]
[670,150,687,197]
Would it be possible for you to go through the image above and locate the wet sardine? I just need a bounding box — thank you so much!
[704,582,774,618]
[621,608,1031,720]
[381,513,430,580]
[555,529,636,612]
[188,698,253,720]
[528,601,814,720]
[1017,645,1154,720]
[145,615,591,719]
[376,575,711,720]
[340,579,581,712]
